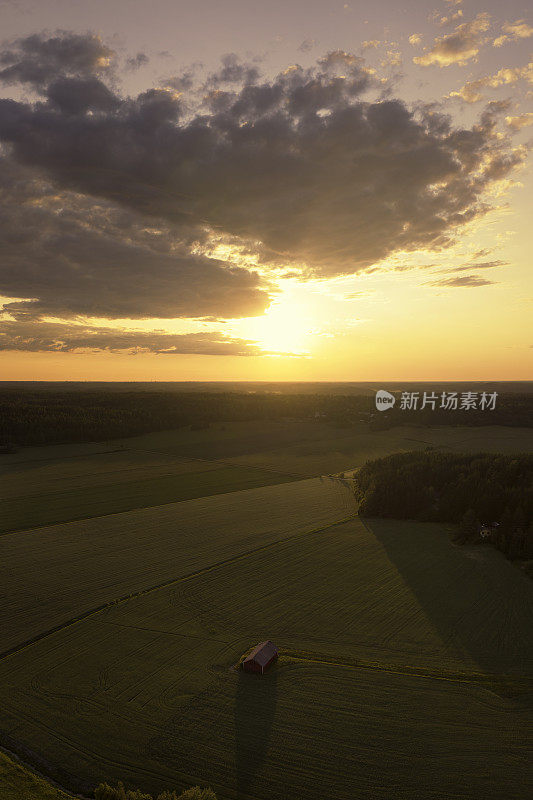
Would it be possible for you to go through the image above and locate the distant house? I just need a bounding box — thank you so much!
[480,522,499,539]
[242,641,278,674]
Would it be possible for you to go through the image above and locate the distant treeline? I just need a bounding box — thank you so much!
[0,390,370,447]
[354,452,533,559]
[0,389,531,448]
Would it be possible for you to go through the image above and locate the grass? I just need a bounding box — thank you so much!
[0,465,296,534]
[0,513,531,799]
[0,749,73,800]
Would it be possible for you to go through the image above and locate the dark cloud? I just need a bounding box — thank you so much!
[0,31,115,88]
[0,32,525,335]
[125,52,149,71]
[0,159,270,320]
[46,76,120,115]
[205,53,260,86]
[429,275,495,287]
[0,318,264,355]
[165,71,197,92]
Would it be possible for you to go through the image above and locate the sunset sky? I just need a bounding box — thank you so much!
[0,0,531,380]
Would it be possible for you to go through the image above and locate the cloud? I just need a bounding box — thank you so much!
[0,159,271,320]
[408,34,422,46]
[429,275,495,287]
[446,260,508,272]
[494,20,533,48]
[46,76,120,115]
[506,112,533,131]
[205,53,260,86]
[164,67,200,92]
[298,39,317,53]
[435,10,463,27]
[450,61,533,102]
[125,52,149,71]
[317,49,365,71]
[414,13,491,67]
[0,31,115,88]
[0,32,526,332]
[381,50,402,68]
[0,318,264,355]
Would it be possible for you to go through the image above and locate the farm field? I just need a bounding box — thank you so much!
[1,420,532,532]
[226,423,533,475]
[1,512,531,799]
[0,477,356,654]
[0,464,296,534]
[2,419,533,799]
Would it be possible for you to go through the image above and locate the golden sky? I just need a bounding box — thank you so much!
[0,0,531,379]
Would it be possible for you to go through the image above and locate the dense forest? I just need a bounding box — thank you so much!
[0,389,371,447]
[354,452,533,559]
[0,388,531,448]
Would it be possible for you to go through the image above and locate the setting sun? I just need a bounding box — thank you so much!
[240,299,314,354]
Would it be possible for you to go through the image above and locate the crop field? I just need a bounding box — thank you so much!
[0,477,356,654]
[2,420,533,799]
[2,421,532,534]
[0,434,304,533]
[0,464,298,534]
[226,423,533,475]
[1,505,532,799]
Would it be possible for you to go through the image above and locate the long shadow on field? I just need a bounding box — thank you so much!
[363,517,533,676]
[234,667,277,796]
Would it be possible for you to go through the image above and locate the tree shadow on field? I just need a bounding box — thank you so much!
[234,667,278,797]
[363,517,533,676]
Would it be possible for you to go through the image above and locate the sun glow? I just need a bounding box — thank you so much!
[239,294,316,354]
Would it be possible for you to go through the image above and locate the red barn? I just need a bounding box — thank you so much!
[242,641,278,674]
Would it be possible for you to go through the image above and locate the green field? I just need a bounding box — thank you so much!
[1,421,533,799]
[2,420,532,533]
[0,477,355,655]
[0,464,297,534]
[1,502,531,799]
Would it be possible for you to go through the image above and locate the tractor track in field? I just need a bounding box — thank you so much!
[0,511,357,665]
[281,650,533,699]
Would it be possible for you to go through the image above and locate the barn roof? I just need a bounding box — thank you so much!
[244,640,278,667]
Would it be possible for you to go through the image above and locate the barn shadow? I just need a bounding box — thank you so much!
[234,667,278,797]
